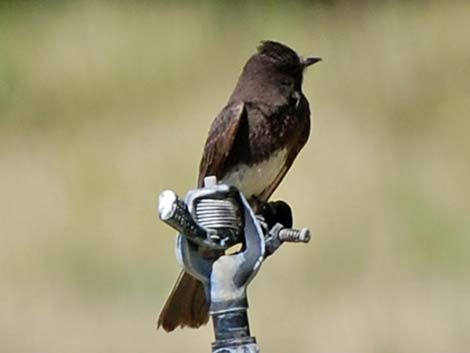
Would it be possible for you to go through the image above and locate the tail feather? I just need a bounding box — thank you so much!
[157,271,209,332]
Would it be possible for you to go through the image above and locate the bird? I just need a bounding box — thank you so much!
[158,40,321,332]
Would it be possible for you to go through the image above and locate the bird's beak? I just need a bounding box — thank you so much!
[302,57,322,67]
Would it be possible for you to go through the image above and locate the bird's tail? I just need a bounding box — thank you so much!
[157,270,209,332]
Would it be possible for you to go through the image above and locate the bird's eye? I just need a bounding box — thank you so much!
[280,78,293,87]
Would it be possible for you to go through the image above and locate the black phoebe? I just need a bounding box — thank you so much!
[158,41,320,332]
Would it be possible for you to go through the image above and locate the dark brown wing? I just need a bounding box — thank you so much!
[197,102,245,187]
[157,101,245,332]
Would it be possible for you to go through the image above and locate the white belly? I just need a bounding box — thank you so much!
[221,149,287,198]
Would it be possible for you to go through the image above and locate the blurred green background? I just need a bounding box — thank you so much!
[1,1,469,352]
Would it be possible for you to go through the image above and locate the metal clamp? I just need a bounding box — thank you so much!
[158,176,312,353]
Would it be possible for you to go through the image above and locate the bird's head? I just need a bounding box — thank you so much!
[249,41,321,89]
[231,41,321,103]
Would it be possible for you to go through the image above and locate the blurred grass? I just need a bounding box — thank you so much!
[1,1,469,353]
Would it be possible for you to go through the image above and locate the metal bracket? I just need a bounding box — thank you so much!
[158,176,312,352]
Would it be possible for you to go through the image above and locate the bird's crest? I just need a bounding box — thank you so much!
[257,41,300,65]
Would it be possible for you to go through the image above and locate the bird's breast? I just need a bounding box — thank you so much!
[221,149,288,199]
